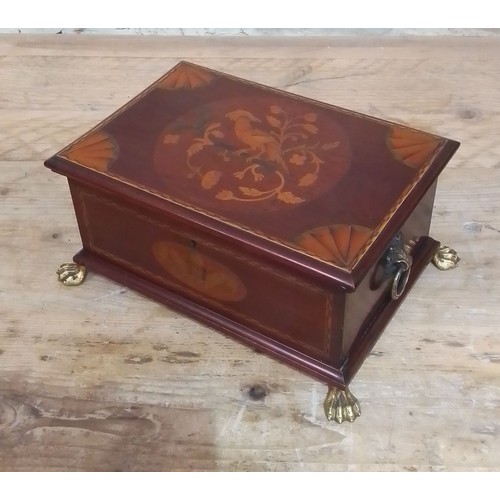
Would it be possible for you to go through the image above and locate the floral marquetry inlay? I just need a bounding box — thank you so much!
[154,101,352,211]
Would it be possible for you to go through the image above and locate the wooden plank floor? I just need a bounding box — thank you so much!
[1,34,499,471]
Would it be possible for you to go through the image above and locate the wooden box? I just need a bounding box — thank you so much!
[45,62,460,423]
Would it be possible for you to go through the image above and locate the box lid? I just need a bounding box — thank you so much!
[45,61,460,290]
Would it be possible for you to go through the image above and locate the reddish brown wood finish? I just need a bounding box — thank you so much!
[341,180,438,358]
[45,61,460,392]
[69,181,344,363]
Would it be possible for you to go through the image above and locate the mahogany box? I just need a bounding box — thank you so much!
[45,62,460,423]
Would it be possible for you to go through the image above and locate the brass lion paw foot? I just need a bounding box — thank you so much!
[56,263,87,286]
[432,244,460,271]
[323,386,361,423]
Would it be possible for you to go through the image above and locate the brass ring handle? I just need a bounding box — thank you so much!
[391,259,411,300]
[382,232,413,300]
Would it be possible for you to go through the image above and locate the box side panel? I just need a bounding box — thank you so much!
[69,181,345,364]
[342,180,437,358]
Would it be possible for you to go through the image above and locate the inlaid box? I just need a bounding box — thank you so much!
[45,62,460,422]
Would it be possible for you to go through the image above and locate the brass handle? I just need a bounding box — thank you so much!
[383,232,413,300]
[391,258,411,299]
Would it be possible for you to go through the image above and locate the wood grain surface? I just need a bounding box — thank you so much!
[0,34,499,471]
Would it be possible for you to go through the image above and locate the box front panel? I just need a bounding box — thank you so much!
[70,183,344,361]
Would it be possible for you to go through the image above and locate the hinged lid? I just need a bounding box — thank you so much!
[45,61,460,290]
